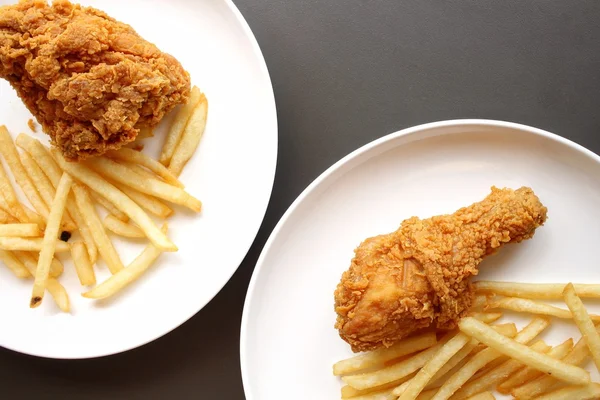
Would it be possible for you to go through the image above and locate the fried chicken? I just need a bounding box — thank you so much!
[334,187,547,352]
[0,0,191,160]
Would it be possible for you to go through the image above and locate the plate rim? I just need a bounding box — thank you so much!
[0,0,278,360]
[239,118,599,398]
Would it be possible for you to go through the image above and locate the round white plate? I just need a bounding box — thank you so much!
[0,0,277,358]
[241,120,600,400]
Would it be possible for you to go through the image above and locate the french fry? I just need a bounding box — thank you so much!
[160,86,202,165]
[168,93,208,176]
[19,150,76,231]
[0,249,31,278]
[334,332,437,376]
[83,224,169,299]
[474,281,600,299]
[49,256,63,278]
[392,324,518,397]
[89,191,129,222]
[18,150,53,205]
[469,312,502,324]
[535,383,600,400]
[345,387,395,400]
[0,248,62,284]
[416,388,437,400]
[21,205,45,227]
[563,283,600,372]
[0,206,17,223]
[431,317,549,400]
[341,375,415,398]
[106,148,183,188]
[103,215,144,239]
[127,163,184,190]
[470,295,490,311]
[0,153,28,222]
[470,356,508,381]
[31,172,72,308]
[452,340,551,399]
[15,134,63,182]
[0,127,50,219]
[21,138,96,260]
[14,251,62,278]
[72,184,123,274]
[426,341,480,387]
[16,252,69,312]
[343,333,456,390]
[126,163,163,180]
[431,323,516,379]
[0,223,40,237]
[458,317,590,386]
[71,241,96,286]
[111,180,173,218]
[399,333,472,400]
[496,338,573,394]
[16,134,95,260]
[0,237,69,252]
[52,150,176,251]
[486,296,600,321]
[86,157,201,212]
[511,332,594,399]
[465,392,495,400]
[67,198,98,264]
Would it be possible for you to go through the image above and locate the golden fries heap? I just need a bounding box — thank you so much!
[0,86,208,312]
[333,281,600,400]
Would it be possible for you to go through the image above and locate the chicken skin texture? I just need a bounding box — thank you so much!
[334,187,547,352]
[0,0,190,160]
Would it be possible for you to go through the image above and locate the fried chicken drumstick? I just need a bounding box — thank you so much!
[0,0,191,160]
[334,187,547,352]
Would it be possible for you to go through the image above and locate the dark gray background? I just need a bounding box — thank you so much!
[2,0,600,398]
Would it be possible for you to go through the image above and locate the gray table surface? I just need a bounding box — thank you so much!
[3,0,600,399]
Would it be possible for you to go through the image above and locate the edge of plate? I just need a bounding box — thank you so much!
[186,0,277,338]
[239,118,600,398]
[0,0,277,360]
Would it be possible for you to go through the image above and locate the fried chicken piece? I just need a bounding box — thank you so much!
[334,187,547,352]
[0,0,190,160]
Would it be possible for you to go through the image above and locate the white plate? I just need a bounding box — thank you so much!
[241,120,600,400]
[0,0,277,358]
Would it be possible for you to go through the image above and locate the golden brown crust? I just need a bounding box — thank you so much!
[0,0,190,160]
[27,118,36,132]
[334,187,547,352]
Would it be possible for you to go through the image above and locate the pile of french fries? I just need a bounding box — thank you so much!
[0,85,208,311]
[333,281,600,400]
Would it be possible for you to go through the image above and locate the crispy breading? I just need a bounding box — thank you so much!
[334,187,547,352]
[0,0,190,160]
